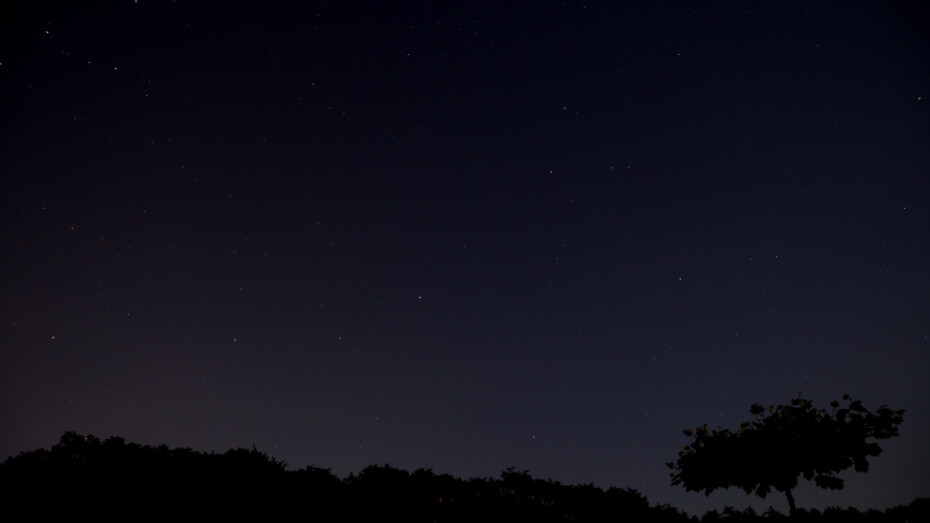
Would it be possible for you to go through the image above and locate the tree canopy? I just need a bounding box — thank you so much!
[667,394,904,514]
[2,429,926,521]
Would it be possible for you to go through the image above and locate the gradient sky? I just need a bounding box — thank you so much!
[2,1,928,515]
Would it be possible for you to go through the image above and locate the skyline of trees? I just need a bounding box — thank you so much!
[2,431,925,522]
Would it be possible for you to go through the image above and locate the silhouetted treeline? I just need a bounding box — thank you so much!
[1,432,925,522]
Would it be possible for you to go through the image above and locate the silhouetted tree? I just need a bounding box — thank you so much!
[668,394,904,515]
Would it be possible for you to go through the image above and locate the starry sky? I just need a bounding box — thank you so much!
[2,1,928,514]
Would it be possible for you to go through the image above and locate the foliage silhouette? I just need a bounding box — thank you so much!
[668,394,904,515]
[2,430,922,522]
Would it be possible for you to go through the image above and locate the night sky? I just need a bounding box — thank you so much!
[2,1,928,514]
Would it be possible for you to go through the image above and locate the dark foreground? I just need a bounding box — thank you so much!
[2,432,926,522]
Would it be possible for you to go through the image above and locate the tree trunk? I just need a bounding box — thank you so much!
[784,489,797,516]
